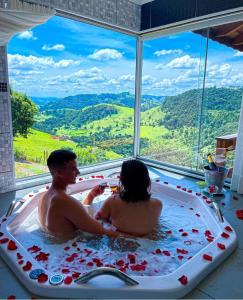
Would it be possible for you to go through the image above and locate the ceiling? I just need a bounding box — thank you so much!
[195,21,243,52]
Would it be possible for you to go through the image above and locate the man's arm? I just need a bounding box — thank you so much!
[64,195,118,237]
[82,184,106,205]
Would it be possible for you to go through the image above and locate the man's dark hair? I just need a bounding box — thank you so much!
[47,149,77,170]
[119,159,151,202]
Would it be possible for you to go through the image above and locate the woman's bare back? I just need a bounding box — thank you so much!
[99,195,162,236]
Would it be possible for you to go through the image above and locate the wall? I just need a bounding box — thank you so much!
[0,46,15,193]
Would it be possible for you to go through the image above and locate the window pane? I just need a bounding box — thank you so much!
[199,23,243,174]
[8,16,136,179]
[140,31,207,170]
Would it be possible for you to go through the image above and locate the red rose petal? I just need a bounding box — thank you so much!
[163,250,171,256]
[181,232,188,237]
[72,272,81,279]
[187,190,192,193]
[203,254,213,261]
[18,259,24,265]
[204,230,212,237]
[27,245,41,253]
[8,240,17,251]
[35,252,49,262]
[37,273,48,283]
[165,230,172,234]
[178,255,184,260]
[236,210,243,220]
[62,268,70,274]
[116,259,125,267]
[195,213,200,217]
[221,232,230,238]
[64,246,70,251]
[177,185,181,189]
[0,238,9,244]
[130,264,146,271]
[64,276,73,285]
[207,237,214,243]
[202,196,207,200]
[155,248,162,254]
[17,253,23,260]
[72,242,77,247]
[177,248,188,254]
[192,229,199,233]
[182,188,186,191]
[87,261,94,266]
[217,242,226,250]
[79,259,86,263]
[206,200,212,204]
[7,295,16,300]
[178,275,188,285]
[23,261,32,271]
[225,226,232,232]
[196,192,201,196]
[128,253,136,263]
[179,229,184,232]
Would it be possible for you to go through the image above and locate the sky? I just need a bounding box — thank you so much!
[7,15,243,98]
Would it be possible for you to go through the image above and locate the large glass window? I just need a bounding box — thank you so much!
[8,16,136,178]
[199,29,243,172]
[139,23,242,175]
[140,31,207,170]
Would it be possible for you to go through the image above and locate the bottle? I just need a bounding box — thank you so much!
[207,153,217,170]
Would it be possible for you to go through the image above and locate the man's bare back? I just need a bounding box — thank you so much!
[38,150,119,238]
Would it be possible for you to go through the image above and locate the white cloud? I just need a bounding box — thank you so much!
[8,54,81,70]
[88,48,122,61]
[154,49,183,56]
[207,63,231,78]
[142,75,156,85]
[167,55,200,69]
[154,63,165,70]
[234,51,243,57]
[17,30,37,40]
[119,74,135,81]
[42,44,65,51]
[152,79,173,88]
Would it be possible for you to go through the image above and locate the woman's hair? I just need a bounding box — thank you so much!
[47,149,76,170]
[119,160,151,202]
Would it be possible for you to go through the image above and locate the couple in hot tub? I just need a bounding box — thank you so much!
[38,150,162,239]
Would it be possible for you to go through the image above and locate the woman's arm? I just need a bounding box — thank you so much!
[95,197,112,221]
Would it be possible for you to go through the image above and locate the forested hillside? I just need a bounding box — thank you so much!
[14,86,242,178]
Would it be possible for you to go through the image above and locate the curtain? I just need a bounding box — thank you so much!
[231,94,243,194]
[0,0,54,46]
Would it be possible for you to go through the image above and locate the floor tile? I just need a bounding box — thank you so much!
[0,265,32,299]
[184,288,215,299]
[197,248,243,299]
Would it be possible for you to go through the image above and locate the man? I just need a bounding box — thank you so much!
[38,149,118,238]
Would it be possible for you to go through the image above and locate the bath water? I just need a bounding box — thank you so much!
[12,187,211,277]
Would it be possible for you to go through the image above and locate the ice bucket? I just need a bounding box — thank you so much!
[204,166,228,193]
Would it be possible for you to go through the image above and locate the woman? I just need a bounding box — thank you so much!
[94,160,162,236]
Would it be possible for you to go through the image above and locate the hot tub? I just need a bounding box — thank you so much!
[0,177,237,299]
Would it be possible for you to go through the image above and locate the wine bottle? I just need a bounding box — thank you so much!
[207,153,217,170]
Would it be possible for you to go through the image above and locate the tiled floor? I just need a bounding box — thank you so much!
[0,167,243,299]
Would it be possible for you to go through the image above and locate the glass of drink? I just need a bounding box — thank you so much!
[110,184,119,193]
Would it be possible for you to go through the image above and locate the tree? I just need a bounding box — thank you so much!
[11,89,38,137]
